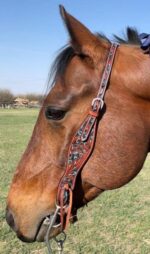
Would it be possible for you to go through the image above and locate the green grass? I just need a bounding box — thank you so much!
[0,108,150,254]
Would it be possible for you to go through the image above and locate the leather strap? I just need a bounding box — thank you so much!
[56,43,118,230]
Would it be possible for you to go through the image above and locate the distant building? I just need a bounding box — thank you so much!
[28,100,40,108]
[13,98,40,108]
[14,97,29,107]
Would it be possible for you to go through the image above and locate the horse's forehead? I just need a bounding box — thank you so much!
[46,56,95,103]
[64,56,94,83]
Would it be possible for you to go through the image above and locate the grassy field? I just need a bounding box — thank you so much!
[0,108,150,254]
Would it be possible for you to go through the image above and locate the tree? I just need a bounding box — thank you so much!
[0,89,14,108]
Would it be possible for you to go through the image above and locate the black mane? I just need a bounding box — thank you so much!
[113,27,141,45]
[48,46,75,87]
[48,27,140,88]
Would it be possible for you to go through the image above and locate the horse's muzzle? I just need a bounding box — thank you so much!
[6,206,77,243]
[6,207,36,242]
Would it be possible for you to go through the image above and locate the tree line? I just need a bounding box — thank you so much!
[0,89,43,108]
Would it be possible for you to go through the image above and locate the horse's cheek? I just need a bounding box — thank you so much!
[82,114,149,190]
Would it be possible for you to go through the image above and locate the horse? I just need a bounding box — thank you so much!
[6,5,150,251]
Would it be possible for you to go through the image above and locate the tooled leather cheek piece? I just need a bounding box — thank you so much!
[56,43,119,231]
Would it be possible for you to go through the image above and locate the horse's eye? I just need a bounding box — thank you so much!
[45,107,66,120]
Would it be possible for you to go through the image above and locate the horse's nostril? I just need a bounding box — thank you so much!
[6,208,17,232]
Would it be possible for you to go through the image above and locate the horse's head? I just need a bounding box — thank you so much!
[6,6,108,242]
[6,6,150,244]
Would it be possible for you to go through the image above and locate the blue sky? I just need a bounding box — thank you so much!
[1,0,150,94]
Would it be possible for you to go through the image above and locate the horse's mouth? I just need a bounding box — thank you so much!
[35,211,78,242]
[15,213,62,243]
[35,213,62,242]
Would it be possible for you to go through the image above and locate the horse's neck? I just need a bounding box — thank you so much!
[123,47,150,99]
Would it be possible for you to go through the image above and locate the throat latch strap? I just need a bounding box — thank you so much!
[56,43,118,230]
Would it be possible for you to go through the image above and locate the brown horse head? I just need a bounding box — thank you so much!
[6,6,150,243]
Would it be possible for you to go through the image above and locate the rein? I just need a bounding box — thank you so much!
[45,43,118,253]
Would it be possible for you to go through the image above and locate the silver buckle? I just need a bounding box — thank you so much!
[91,97,104,110]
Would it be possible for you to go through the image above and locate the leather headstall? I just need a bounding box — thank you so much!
[56,43,118,231]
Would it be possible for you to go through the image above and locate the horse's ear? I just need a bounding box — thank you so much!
[59,5,103,58]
